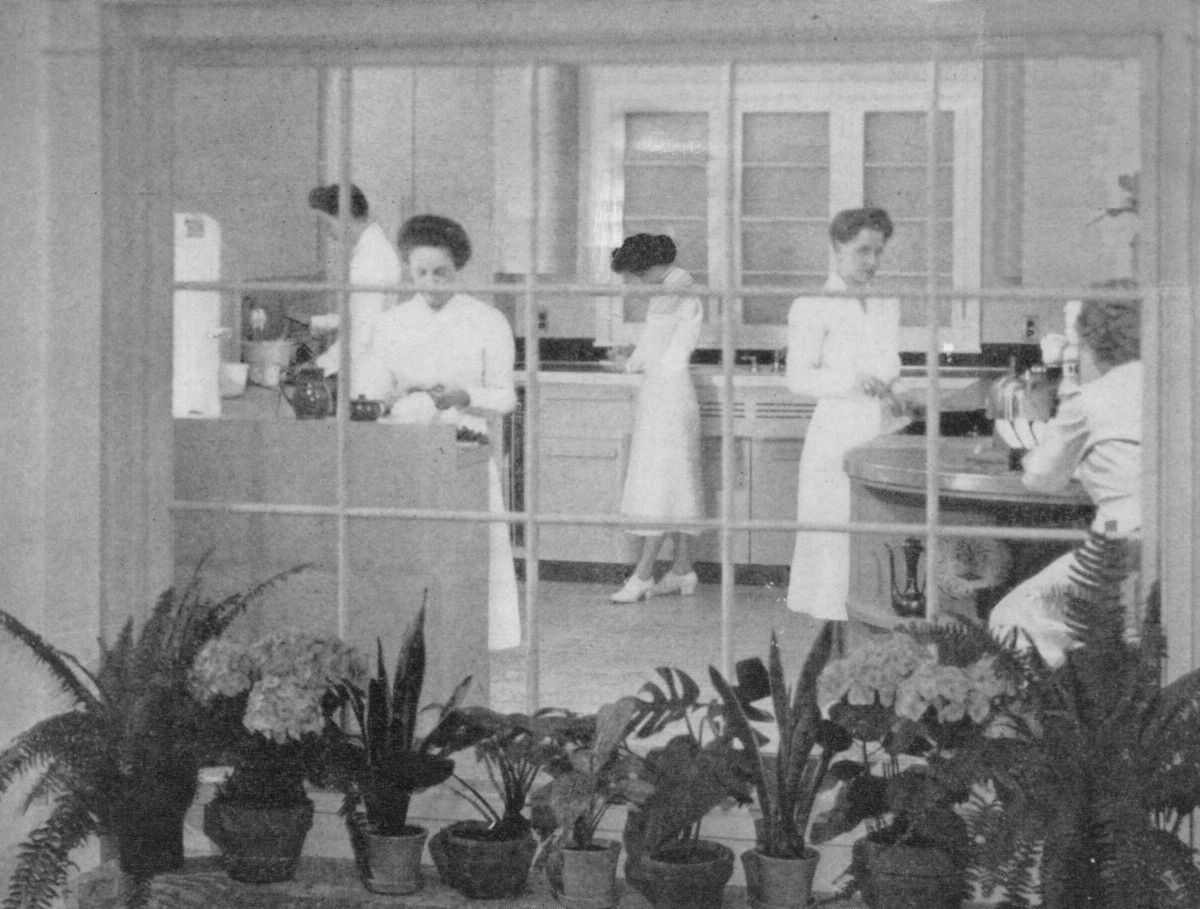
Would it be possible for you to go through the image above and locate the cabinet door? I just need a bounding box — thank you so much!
[536,435,633,563]
[748,438,804,567]
[693,436,751,564]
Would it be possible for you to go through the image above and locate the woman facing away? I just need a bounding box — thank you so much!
[786,207,914,621]
[357,214,521,650]
[988,298,1142,666]
[608,234,706,604]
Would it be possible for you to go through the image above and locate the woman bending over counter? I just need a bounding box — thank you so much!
[357,214,521,650]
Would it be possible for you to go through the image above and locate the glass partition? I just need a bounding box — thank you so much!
[168,48,1146,717]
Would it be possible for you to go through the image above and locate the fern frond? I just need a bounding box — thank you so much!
[0,610,101,711]
[3,796,96,909]
[0,712,104,801]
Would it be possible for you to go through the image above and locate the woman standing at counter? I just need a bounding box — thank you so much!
[609,234,705,604]
[786,207,911,620]
[358,214,521,650]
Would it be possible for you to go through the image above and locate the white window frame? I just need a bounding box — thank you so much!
[587,64,983,352]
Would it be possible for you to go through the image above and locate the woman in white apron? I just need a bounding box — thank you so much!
[786,208,911,620]
[357,215,521,649]
[608,234,705,604]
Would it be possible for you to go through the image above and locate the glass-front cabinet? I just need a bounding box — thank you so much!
[585,64,983,351]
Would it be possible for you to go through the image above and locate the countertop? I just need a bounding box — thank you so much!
[844,433,1091,507]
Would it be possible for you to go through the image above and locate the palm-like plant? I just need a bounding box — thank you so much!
[709,624,851,860]
[0,564,298,909]
[968,537,1200,908]
[335,602,477,841]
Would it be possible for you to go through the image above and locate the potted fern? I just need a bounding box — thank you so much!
[191,631,365,883]
[968,561,1200,908]
[709,624,853,909]
[534,696,652,909]
[620,667,755,909]
[0,564,298,908]
[429,706,574,899]
[333,603,478,895]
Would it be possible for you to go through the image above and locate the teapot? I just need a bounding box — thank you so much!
[886,537,926,619]
[280,363,334,420]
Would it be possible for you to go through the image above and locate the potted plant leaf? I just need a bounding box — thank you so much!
[332,602,477,895]
[967,557,1200,908]
[191,631,365,883]
[810,622,1013,909]
[534,695,653,909]
[428,706,575,899]
[709,623,853,909]
[620,667,756,909]
[0,563,298,909]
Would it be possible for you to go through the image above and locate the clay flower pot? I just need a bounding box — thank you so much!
[854,836,966,909]
[741,846,820,909]
[361,826,428,895]
[546,838,623,909]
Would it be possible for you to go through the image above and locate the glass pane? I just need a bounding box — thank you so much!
[743,167,830,217]
[877,219,954,276]
[864,110,954,164]
[626,112,709,162]
[742,222,828,273]
[625,165,709,218]
[864,166,953,218]
[743,112,829,164]
[742,272,826,326]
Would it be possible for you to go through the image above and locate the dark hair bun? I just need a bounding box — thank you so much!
[308,184,369,219]
[398,214,472,269]
[611,233,677,275]
[829,207,894,245]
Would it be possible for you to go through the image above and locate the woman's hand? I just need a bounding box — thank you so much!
[426,384,470,410]
[857,373,891,398]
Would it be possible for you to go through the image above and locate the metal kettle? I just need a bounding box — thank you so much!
[280,363,334,419]
[886,537,927,618]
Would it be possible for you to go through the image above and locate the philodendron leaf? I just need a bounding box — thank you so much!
[593,697,640,764]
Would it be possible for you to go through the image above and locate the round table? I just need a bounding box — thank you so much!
[842,433,1093,629]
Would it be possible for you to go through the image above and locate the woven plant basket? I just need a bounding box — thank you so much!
[202,796,314,884]
[429,820,538,899]
[625,839,734,909]
[854,837,965,909]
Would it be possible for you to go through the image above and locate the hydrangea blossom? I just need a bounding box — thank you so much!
[191,632,366,742]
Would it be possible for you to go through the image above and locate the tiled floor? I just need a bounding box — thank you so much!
[490,579,826,714]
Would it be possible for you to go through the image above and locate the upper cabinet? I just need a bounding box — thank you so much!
[584,64,983,352]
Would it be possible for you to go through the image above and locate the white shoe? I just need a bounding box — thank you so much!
[652,570,699,597]
[611,574,655,603]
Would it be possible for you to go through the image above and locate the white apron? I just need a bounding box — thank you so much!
[785,277,905,620]
[619,267,704,533]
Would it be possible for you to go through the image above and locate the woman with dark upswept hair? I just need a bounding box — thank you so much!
[608,233,705,604]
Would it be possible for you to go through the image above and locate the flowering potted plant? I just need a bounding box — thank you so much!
[533,696,653,909]
[191,631,366,883]
[709,625,853,909]
[811,624,1013,909]
[429,706,575,899]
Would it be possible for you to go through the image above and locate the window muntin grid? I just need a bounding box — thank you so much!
[168,54,1144,713]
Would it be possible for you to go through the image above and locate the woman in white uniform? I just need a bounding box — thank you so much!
[357,215,521,649]
[786,208,911,620]
[609,234,705,604]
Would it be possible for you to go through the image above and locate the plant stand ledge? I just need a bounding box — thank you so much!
[70,855,913,909]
